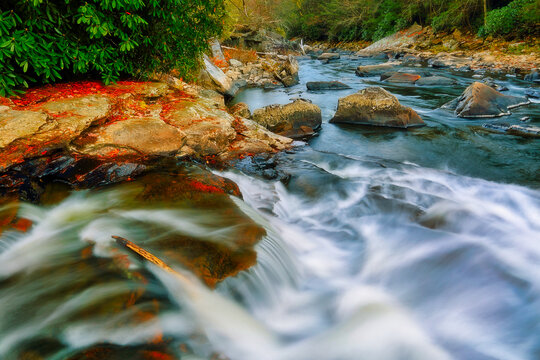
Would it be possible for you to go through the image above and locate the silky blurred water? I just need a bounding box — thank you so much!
[1,57,539,359]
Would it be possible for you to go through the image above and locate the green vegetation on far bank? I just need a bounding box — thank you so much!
[0,0,225,96]
[272,0,539,42]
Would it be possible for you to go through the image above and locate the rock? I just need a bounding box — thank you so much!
[330,87,425,128]
[229,102,251,118]
[252,99,322,139]
[483,123,540,138]
[277,55,300,87]
[356,24,423,56]
[415,76,457,86]
[0,109,49,149]
[383,73,421,84]
[443,82,530,118]
[402,54,422,64]
[318,53,341,61]
[306,81,351,91]
[520,116,531,122]
[482,77,508,92]
[229,58,243,67]
[73,117,187,157]
[0,95,112,171]
[525,88,539,99]
[371,53,389,60]
[524,70,539,83]
[209,38,226,62]
[199,54,243,97]
[428,54,471,69]
[355,62,400,77]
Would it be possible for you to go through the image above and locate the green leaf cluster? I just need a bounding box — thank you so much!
[0,0,225,97]
[479,0,539,37]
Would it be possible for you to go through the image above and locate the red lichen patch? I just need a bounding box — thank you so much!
[9,80,173,110]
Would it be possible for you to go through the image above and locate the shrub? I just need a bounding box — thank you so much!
[479,0,539,37]
[0,0,225,97]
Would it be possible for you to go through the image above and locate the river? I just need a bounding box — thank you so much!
[1,57,539,360]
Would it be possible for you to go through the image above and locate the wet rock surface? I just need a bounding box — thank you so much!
[252,99,322,139]
[306,81,351,91]
[330,87,425,128]
[443,82,530,118]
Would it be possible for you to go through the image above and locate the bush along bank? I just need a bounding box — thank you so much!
[0,0,225,96]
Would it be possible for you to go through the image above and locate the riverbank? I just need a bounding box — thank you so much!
[305,25,540,74]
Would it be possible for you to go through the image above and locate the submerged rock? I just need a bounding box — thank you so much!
[306,81,351,91]
[483,123,540,138]
[330,87,425,128]
[252,99,322,139]
[442,82,530,118]
[415,76,457,86]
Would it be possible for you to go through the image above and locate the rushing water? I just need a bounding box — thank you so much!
[1,57,540,360]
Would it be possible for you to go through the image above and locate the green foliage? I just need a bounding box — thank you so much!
[0,0,225,97]
[279,0,538,42]
[479,0,539,37]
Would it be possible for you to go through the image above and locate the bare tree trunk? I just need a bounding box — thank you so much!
[483,0,488,26]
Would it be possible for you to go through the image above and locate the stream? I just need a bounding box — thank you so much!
[1,57,540,360]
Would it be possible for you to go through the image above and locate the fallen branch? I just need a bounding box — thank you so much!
[113,236,175,274]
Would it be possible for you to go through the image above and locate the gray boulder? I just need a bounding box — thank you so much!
[443,82,530,118]
[330,87,425,128]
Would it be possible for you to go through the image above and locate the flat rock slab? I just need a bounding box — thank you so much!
[74,117,187,157]
[306,81,351,91]
[318,53,341,61]
[443,82,530,118]
[356,62,401,77]
[330,87,425,128]
[252,99,322,139]
[416,76,457,86]
[0,108,49,148]
[383,73,421,84]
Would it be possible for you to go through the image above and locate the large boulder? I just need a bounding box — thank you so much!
[355,62,400,77]
[306,81,351,91]
[383,73,421,84]
[416,76,457,86]
[442,82,530,118]
[356,24,423,56]
[252,99,322,139]
[330,87,425,128]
